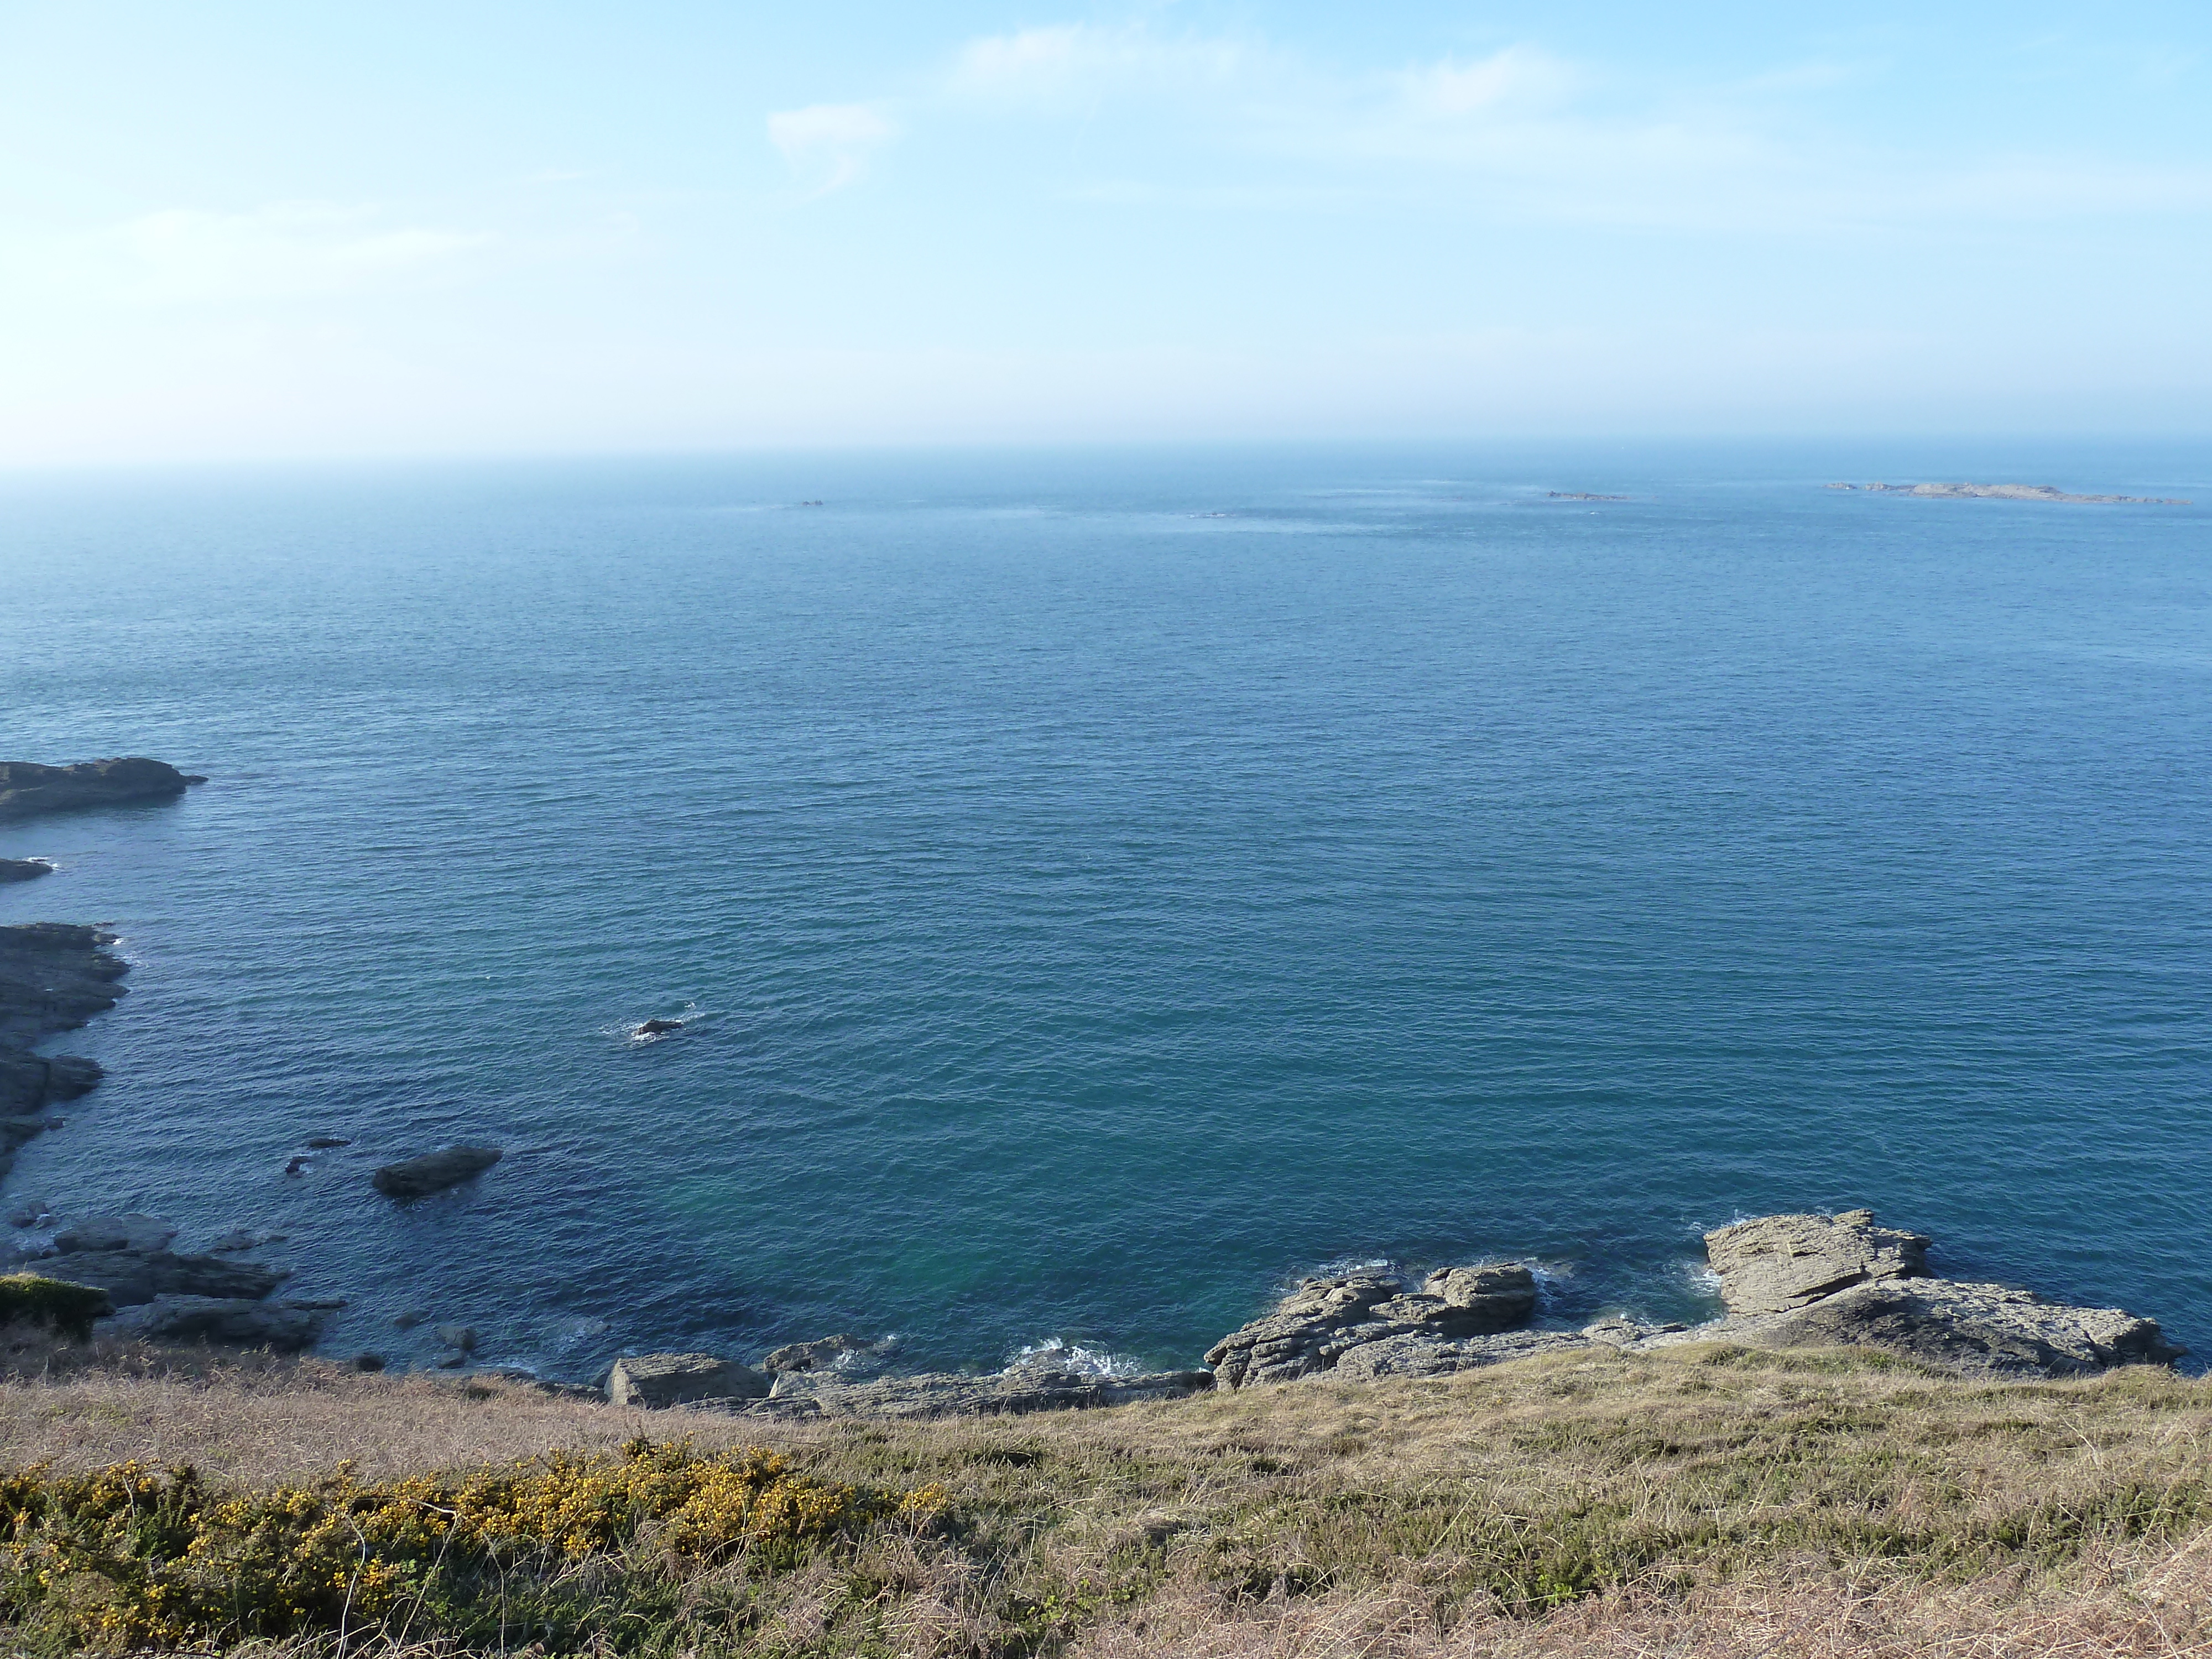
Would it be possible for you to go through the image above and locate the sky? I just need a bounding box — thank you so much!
[2,1,2209,463]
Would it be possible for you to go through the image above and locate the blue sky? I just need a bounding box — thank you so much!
[2,2,2209,462]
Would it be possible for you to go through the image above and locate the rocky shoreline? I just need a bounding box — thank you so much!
[0,754,2192,1416]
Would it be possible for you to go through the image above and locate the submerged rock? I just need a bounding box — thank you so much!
[0,859,53,884]
[607,1352,771,1408]
[1704,1209,1928,1314]
[53,1214,178,1255]
[637,1019,684,1037]
[0,758,206,822]
[372,1145,503,1198]
[763,1332,876,1373]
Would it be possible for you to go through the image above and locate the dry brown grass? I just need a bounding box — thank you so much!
[4,1328,2211,1655]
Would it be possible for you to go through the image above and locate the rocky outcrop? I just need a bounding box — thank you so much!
[372,1145,503,1198]
[0,859,53,884]
[1205,1264,1540,1388]
[1700,1277,2183,1377]
[607,1353,771,1408]
[0,925,124,1176]
[637,1019,683,1037]
[1202,1212,2182,1391]
[759,1361,1213,1419]
[0,758,206,822]
[108,1295,326,1352]
[42,1248,284,1307]
[1704,1209,1928,1314]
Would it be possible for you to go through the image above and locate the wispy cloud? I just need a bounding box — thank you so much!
[767,102,899,196]
[926,19,2212,233]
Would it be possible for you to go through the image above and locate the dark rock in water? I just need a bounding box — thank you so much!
[0,924,123,1167]
[0,757,205,822]
[435,1323,479,1353]
[763,1332,875,1372]
[372,1145,503,1198]
[110,1295,325,1352]
[1704,1209,1928,1314]
[760,1364,1213,1419]
[607,1352,771,1408]
[637,1019,684,1037]
[354,1352,387,1372]
[0,859,53,884]
[284,1156,310,1177]
[43,1249,284,1308]
[303,1135,352,1149]
[54,1213,177,1255]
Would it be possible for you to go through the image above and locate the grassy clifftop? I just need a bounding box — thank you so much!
[2,1333,2208,1657]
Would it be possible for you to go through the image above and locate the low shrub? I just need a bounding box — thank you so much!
[0,1275,110,1340]
[0,1438,947,1651]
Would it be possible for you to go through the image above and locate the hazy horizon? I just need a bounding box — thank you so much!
[4,2,2210,466]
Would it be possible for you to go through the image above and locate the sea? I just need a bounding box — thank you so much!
[2,444,2207,1379]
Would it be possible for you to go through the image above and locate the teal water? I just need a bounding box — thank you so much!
[2,446,2208,1378]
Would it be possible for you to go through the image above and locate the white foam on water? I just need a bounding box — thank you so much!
[1009,1337,1142,1378]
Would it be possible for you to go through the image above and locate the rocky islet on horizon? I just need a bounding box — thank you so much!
[1828,481,2193,505]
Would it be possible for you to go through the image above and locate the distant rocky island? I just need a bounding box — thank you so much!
[1828,481,2191,505]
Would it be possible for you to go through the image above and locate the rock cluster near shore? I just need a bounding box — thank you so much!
[0,757,206,822]
[0,924,124,1179]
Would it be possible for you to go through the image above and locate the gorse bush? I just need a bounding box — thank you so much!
[0,1438,948,1651]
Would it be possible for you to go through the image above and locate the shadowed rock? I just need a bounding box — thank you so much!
[0,859,53,884]
[372,1145,503,1198]
[110,1295,325,1352]
[54,1214,177,1255]
[0,758,206,822]
[1704,1209,1929,1314]
[607,1352,770,1408]
[45,1249,284,1307]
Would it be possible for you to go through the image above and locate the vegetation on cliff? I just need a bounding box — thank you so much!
[2,1331,2208,1656]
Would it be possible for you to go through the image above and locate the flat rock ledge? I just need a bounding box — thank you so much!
[1202,1209,2182,1389]
[0,757,206,822]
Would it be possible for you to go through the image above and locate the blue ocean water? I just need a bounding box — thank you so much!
[2,445,2208,1378]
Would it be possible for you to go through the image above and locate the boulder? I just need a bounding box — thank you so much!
[1704,1209,1928,1314]
[0,859,53,883]
[435,1323,479,1353]
[110,1295,324,1352]
[372,1145,503,1198]
[607,1353,771,1408]
[1721,1278,2184,1378]
[0,758,206,822]
[54,1213,177,1255]
[41,1249,284,1308]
